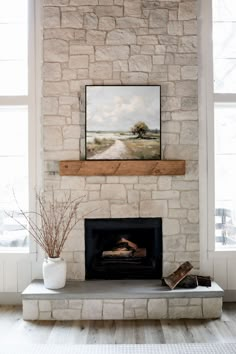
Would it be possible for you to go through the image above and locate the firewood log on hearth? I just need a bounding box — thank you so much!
[163,261,193,290]
[102,250,133,257]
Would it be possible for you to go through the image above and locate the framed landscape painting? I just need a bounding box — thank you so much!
[85,85,161,160]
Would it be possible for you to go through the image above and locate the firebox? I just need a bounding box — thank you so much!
[85,218,162,280]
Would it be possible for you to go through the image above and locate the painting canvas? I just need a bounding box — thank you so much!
[85,85,161,160]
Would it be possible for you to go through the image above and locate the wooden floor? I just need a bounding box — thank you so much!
[1,304,236,344]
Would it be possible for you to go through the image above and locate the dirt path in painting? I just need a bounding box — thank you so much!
[91,140,128,160]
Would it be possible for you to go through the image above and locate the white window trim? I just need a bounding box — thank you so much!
[0,0,41,256]
[199,0,236,272]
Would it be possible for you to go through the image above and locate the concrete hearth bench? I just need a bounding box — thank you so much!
[22,279,223,321]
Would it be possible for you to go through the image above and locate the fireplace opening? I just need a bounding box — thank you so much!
[85,218,162,280]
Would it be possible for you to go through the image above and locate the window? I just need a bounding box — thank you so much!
[213,0,236,248]
[0,0,32,249]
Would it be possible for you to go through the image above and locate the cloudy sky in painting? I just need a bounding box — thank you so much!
[86,86,160,132]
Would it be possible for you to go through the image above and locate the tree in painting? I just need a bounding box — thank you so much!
[131,121,149,139]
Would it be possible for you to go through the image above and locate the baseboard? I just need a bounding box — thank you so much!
[223,290,236,302]
[0,293,22,305]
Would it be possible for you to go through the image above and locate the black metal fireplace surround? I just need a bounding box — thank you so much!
[85,218,162,280]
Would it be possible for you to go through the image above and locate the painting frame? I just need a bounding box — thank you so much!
[85,85,161,161]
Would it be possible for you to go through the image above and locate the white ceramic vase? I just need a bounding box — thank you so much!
[43,257,67,290]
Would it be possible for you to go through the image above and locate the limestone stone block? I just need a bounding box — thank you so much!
[103,300,124,319]
[178,36,197,53]
[99,16,116,30]
[169,305,202,319]
[82,300,103,320]
[44,126,62,150]
[39,312,52,320]
[181,223,199,234]
[64,139,80,150]
[23,300,39,320]
[95,5,123,17]
[70,45,94,56]
[152,191,179,200]
[161,97,181,112]
[101,184,126,200]
[52,300,68,309]
[181,191,198,209]
[61,176,86,190]
[188,210,199,223]
[175,53,197,65]
[162,121,180,134]
[89,62,112,79]
[70,0,98,4]
[96,46,129,61]
[117,17,147,28]
[169,298,189,306]
[203,298,222,319]
[44,39,68,62]
[44,7,60,28]
[39,300,51,312]
[129,55,152,72]
[148,299,167,319]
[175,251,199,263]
[172,111,198,121]
[139,176,157,184]
[163,235,186,251]
[140,200,168,217]
[164,145,198,160]
[181,66,198,80]
[43,63,61,81]
[190,298,202,306]
[149,9,168,28]
[157,177,171,191]
[77,200,110,218]
[111,203,139,218]
[44,28,75,40]
[162,133,179,145]
[53,309,81,320]
[168,65,181,81]
[87,30,106,45]
[184,20,197,35]
[181,97,198,111]
[69,300,83,309]
[44,0,68,4]
[168,200,181,209]
[69,55,89,69]
[128,190,139,203]
[124,0,141,17]
[63,125,80,139]
[137,35,158,45]
[42,97,58,115]
[176,81,197,97]
[84,13,98,29]
[113,60,128,72]
[107,29,136,45]
[134,183,157,191]
[43,82,69,96]
[168,209,187,218]
[124,299,147,319]
[121,72,148,84]
[163,218,180,235]
[178,2,197,20]
[168,21,183,36]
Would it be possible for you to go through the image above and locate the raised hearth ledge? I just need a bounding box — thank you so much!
[59,160,185,176]
[22,280,223,321]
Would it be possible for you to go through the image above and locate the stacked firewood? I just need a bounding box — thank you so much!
[102,238,146,258]
[163,261,211,290]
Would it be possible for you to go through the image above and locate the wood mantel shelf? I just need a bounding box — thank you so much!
[59,160,185,176]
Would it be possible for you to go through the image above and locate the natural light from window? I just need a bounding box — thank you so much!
[213,0,236,249]
[0,0,29,249]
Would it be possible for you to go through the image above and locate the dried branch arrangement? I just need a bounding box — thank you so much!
[7,191,83,258]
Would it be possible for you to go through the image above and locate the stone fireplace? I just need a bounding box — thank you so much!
[85,218,162,280]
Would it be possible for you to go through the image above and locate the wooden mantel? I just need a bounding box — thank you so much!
[59,160,185,176]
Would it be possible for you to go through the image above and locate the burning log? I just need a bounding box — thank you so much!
[118,238,138,250]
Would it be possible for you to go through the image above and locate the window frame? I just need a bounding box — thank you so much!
[199,0,236,265]
[0,0,41,254]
